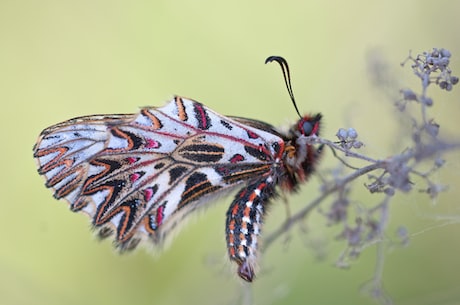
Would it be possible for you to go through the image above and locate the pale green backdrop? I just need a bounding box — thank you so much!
[1,1,460,305]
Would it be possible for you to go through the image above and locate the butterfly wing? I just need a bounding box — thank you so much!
[34,96,284,250]
[230,116,282,137]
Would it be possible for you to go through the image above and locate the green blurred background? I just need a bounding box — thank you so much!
[2,1,460,305]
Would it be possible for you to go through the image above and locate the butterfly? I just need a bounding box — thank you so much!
[33,56,322,282]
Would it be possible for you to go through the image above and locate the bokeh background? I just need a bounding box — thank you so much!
[2,1,460,305]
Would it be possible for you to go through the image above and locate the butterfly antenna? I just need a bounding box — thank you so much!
[265,56,302,118]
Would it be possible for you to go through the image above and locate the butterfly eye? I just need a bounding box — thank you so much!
[301,120,314,135]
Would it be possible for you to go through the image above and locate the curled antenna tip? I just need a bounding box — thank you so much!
[265,56,302,118]
[265,56,287,65]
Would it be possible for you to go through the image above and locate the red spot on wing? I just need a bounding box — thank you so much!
[126,157,138,164]
[143,188,154,202]
[145,138,160,149]
[230,154,245,163]
[156,205,165,227]
[247,130,259,139]
[130,173,141,183]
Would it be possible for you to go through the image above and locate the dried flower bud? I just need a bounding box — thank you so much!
[440,48,451,58]
[384,187,395,196]
[336,128,348,140]
[400,89,417,101]
[347,128,358,139]
[352,141,363,149]
[426,120,440,136]
[420,96,433,106]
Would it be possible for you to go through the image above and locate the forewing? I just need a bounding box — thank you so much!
[34,96,284,250]
[230,116,282,137]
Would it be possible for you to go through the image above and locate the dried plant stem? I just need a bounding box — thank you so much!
[264,162,383,250]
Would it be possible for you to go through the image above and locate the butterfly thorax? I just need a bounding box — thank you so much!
[279,113,322,192]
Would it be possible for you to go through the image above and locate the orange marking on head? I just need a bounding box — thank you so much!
[285,144,296,158]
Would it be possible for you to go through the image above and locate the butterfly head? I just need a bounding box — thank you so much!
[297,113,322,137]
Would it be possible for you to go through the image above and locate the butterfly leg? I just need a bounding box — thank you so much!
[225,176,276,282]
